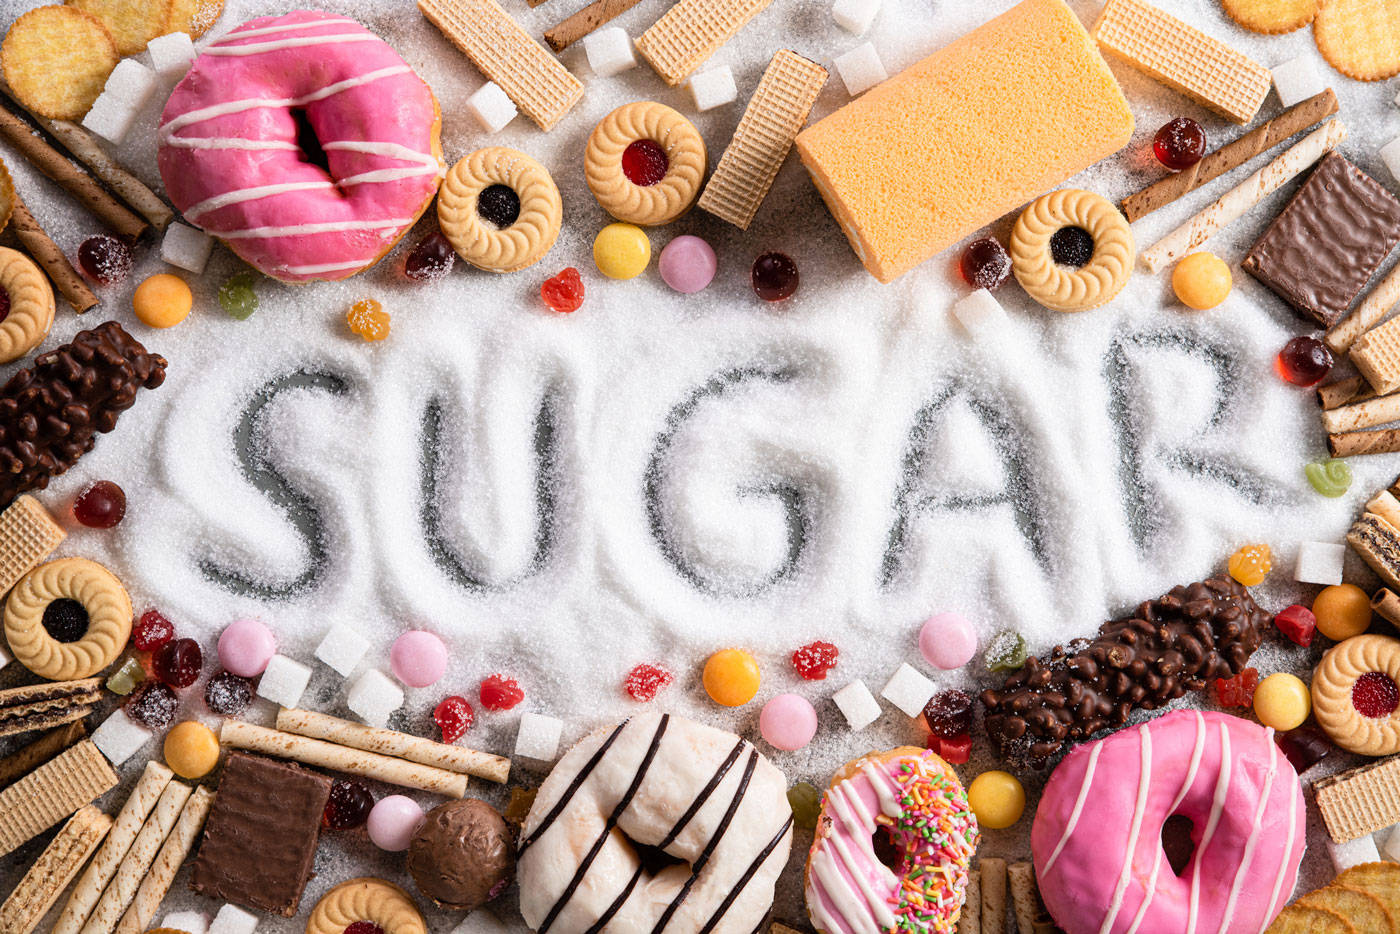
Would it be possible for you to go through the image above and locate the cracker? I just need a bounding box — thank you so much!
[1315,0,1400,81]
[1336,862,1400,916]
[0,805,111,934]
[1265,904,1355,933]
[1300,885,1397,934]
[0,6,118,121]
[635,0,773,85]
[166,0,223,38]
[1315,755,1400,842]
[66,0,172,57]
[1223,0,1317,34]
[0,740,117,857]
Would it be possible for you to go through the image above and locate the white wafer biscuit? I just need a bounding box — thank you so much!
[1353,317,1400,396]
[0,741,116,857]
[1316,755,1400,842]
[418,0,582,131]
[635,0,773,85]
[0,495,64,595]
[276,708,510,783]
[0,806,111,934]
[79,780,191,934]
[697,49,827,230]
[113,787,213,934]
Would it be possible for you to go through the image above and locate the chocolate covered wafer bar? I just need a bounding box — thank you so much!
[0,495,64,595]
[981,575,1270,764]
[1316,755,1400,843]
[0,740,116,856]
[0,805,110,934]
[635,0,773,85]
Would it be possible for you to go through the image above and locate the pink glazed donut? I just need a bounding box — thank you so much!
[1032,710,1304,934]
[157,11,444,283]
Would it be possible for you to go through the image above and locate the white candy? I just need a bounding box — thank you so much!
[347,669,403,728]
[515,712,564,761]
[834,42,887,97]
[1328,833,1380,872]
[91,709,152,766]
[952,288,1008,337]
[315,622,370,677]
[583,27,637,78]
[832,0,882,35]
[689,66,738,112]
[467,82,518,135]
[1270,55,1328,109]
[1295,541,1345,585]
[256,654,312,709]
[1381,136,1400,187]
[148,32,197,80]
[104,59,159,109]
[880,662,935,718]
[833,679,881,730]
[161,911,210,934]
[161,222,214,274]
[209,904,259,934]
[81,94,140,145]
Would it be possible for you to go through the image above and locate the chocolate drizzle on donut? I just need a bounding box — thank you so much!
[657,737,746,849]
[696,816,794,934]
[519,718,630,855]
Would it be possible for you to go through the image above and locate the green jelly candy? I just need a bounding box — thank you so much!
[787,782,821,829]
[986,629,1027,673]
[106,656,144,695]
[1305,459,1352,498]
[218,272,259,320]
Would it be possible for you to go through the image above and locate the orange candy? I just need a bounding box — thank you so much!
[1312,583,1372,641]
[164,720,219,778]
[346,298,389,341]
[702,648,761,707]
[1228,544,1272,586]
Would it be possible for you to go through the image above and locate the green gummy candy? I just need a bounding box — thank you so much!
[787,782,821,829]
[219,272,259,320]
[106,656,144,695]
[1305,459,1352,498]
[986,629,1027,673]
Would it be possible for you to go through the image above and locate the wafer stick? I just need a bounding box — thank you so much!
[79,781,191,934]
[1374,588,1400,629]
[957,869,980,934]
[1316,755,1400,842]
[545,0,646,51]
[113,787,212,934]
[1123,90,1338,222]
[0,721,84,789]
[1322,393,1400,434]
[1328,261,1400,354]
[3,193,97,313]
[635,0,773,85]
[980,858,1007,934]
[276,708,510,783]
[0,806,111,934]
[1318,376,1377,410]
[1140,120,1347,272]
[221,720,469,797]
[53,762,172,934]
[0,741,116,857]
[1369,491,1400,532]
[1332,430,1400,458]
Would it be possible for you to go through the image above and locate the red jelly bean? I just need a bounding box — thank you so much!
[132,609,175,651]
[1276,336,1333,387]
[77,235,132,286]
[479,674,524,711]
[74,480,126,529]
[752,252,799,302]
[792,641,838,681]
[622,139,669,187]
[926,733,971,764]
[153,638,202,688]
[405,232,455,282]
[541,267,585,313]
[434,695,474,743]
[1153,117,1207,171]
[323,779,374,830]
[1275,726,1331,774]
[958,237,1011,291]
[1273,605,1317,647]
[1353,671,1400,719]
[1215,667,1259,707]
[624,664,673,702]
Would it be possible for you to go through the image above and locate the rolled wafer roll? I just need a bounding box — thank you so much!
[1321,393,1400,434]
[3,194,97,313]
[78,780,191,934]
[544,0,646,52]
[1318,376,1377,411]
[1328,261,1400,354]
[1331,430,1400,459]
[1140,120,1347,273]
[980,858,1006,934]
[220,720,468,797]
[1369,491,1400,532]
[958,868,981,934]
[112,787,213,934]
[54,761,173,934]
[1009,862,1058,934]
[1373,588,1400,629]
[0,805,111,934]
[275,708,509,783]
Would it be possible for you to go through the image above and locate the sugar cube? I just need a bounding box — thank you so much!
[91,709,152,766]
[0,640,10,668]
[1270,55,1327,109]
[161,222,214,274]
[952,288,1008,337]
[1383,824,1400,863]
[467,82,517,135]
[315,622,369,677]
[161,911,210,934]
[832,0,882,35]
[880,662,935,718]
[1295,541,1345,585]
[689,66,737,112]
[1381,136,1400,187]
[256,654,312,709]
[209,904,259,934]
[515,712,564,761]
[833,680,881,730]
[103,59,159,109]
[450,913,510,934]
[583,27,636,78]
[834,43,887,97]
[81,94,139,144]
[347,669,403,728]
[1328,833,1379,872]
[148,32,197,80]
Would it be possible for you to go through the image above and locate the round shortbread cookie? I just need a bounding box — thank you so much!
[1298,886,1396,934]
[438,148,562,274]
[0,6,119,121]
[66,0,173,57]
[1223,0,1317,33]
[167,0,224,37]
[1266,904,1356,933]
[305,878,426,934]
[1315,0,1400,81]
[585,101,707,226]
[1010,189,1135,313]
[1311,633,1400,756]
[4,557,132,681]
[0,247,55,365]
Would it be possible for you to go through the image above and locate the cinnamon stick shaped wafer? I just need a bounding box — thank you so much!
[1330,430,1400,458]
[1328,260,1400,354]
[957,869,980,934]
[1373,588,1400,628]
[4,194,96,313]
[276,707,509,783]
[1318,376,1377,411]
[980,858,1006,934]
[112,787,213,934]
[1322,393,1400,434]
[545,0,646,51]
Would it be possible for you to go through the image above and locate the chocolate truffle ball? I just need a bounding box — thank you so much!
[406,798,514,910]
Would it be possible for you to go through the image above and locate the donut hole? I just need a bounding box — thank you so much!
[42,598,89,643]
[1050,226,1095,267]
[871,825,902,873]
[289,107,331,178]
[1161,814,1196,876]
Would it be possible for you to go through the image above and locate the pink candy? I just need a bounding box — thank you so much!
[366,795,424,851]
[759,693,818,751]
[919,612,977,670]
[658,235,717,294]
[216,619,275,678]
[390,630,448,688]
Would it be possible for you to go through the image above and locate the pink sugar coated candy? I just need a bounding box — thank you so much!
[390,630,448,688]
[216,618,276,678]
[759,693,818,751]
[658,235,717,294]
[919,612,976,670]
[366,795,425,851]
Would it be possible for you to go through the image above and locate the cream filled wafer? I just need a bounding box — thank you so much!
[79,780,191,934]
[0,805,110,934]
[1350,513,1400,590]
[698,49,825,231]
[1316,755,1400,843]
[957,869,980,934]
[635,0,773,85]
[1371,492,1400,533]
[112,787,213,934]
[0,495,65,595]
[1330,261,1400,354]
[0,740,116,857]
[418,0,582,131]
[0,721,85,789]
[980,857,1007,934]
[1333,430,1400,459]
[276,708,509,783]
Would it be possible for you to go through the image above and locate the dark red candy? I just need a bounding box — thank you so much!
[76,235,133,286]
[1153,117,1207,171]
[926,733,971,764]
[125,680,178,729]
[433,695,474,743]
[792,641,838,680]
[1273,605,1317,647]
[405,232,455,282]
[1353,671,1400,719]
[477,184,521,229]
[153,638,202,688]
[624,664,673,702]
[923,689,973,739]
[322,780,374,830]
[622,139,670,187]
[74,480,126,529]
[752,252,799,302]
[1215,666,1258,707]
[343,922,385,934]
[541,267,585,313]
[1275,726,1332,774]
[959,237,1011,291]
[204,670,253,716]
[42,599,89,643]
[1276,336,1333,387]
[1050,227,1095,267]
[479,674,524,711]
[132,609,175,651]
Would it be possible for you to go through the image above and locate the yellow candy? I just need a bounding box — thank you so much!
[593,223,651,280]
[967,770,1025,830]
[1313,583,1372,641]
[1227,544,1271,586]
[164,720,219,778]
[132,273,192,328]
[1253,672,1310,731]
[346,298,390,342]
[702,648,760,707]
[1172,252,1232,310]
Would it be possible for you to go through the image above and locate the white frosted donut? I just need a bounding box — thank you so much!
[517,712,793,933]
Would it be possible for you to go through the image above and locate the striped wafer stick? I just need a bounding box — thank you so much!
[113,787,213,934]
[0,495,65,596]
[1328,261,1400,353]
[0,806,111,934]
[418,0,583,131]
[697,49,827,230]
[1318,376,1377,411]
[1322,392,1400,434]
[1333,430,1400,459]
[78,781,191,934]
[635,0,773,85]
[1374,588,1400,629]
[276,708,510,783]
[0,741,116,857]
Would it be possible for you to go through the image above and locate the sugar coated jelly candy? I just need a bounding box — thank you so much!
[106,656,144,695]
[1227,543,1272,586]
[787,782,821,829]
[928,733,971,764]
[434,695,474,742]
[624,663,673,701]
[74,480,125,529]
[959,237,1011,291]
[752,251,799,301]
[1215,666,1258,707]
[77,235,132,285]
[323,779,374,830]
[792,641,838,680]
[218,272,259,320]
[541,267,585,313]
[1153,116,1206,171]
[479,674,523,711]
[1275,726,1331,774]
[1273,605,1316,647]
[405,232,455,282]
[1305,459,1352,498]
[1276,336,1332,386]
[347,299,390,341]
[984,630,1026,673]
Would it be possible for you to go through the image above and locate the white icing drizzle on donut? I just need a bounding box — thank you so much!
[184,181,336,223]
[811,771,901,934]
[860,760,902,818]
[162,137,302,151]
[1263,770,1300,931]
[1100,725,1154,934]
[218,218,417,240]
[204,34,381,56]
[282,259,379,275]
[1217,729,1278,934]
[1041,742,1103,874]
[1187,722,1232,934]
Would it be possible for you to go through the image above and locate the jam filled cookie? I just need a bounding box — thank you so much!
[305,877,427,934]
[1009,189,1135,312]
[4,557,132,680]
[585,101,707,226]
[0,247,54,364]
[1312,633,1400,756]
[438,148,562,273]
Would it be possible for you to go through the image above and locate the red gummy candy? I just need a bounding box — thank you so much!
[621,139,669,187]
[1215,667,1259,707]
[927,733,971,764]
[434,695,474,743]
[624,664,673,702]
[132,609,175,652]
[541,267,584,313]
[153,638,202,688]
[322,779,374,830]
[1274,605,1317,647]
[792,641,838,681]
[1353,671,1400,719]
[480,674,524,711]
[74,480,126,529]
